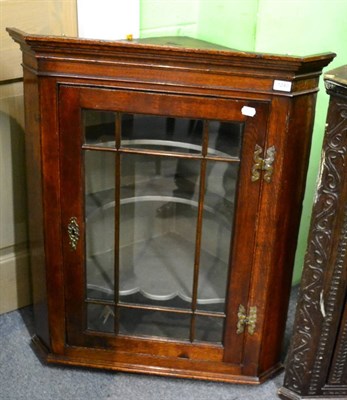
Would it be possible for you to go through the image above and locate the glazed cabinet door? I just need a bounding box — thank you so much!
[59,85,269,370]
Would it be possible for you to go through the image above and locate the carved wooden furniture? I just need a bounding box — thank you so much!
[7,28,334,384]
[279,65,347,399]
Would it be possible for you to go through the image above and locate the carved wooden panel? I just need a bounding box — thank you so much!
[329,300,347,386]
[279,65,347,399]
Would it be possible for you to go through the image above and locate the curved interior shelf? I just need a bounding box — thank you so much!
[86,192,232,227]
[87,195,215,218]
[86,195,232,307]
[87,231,228,305]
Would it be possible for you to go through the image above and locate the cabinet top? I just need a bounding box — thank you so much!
[7,28,335,75]
[7,28,336,97]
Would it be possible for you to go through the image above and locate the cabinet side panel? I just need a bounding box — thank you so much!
[23,69,50,348]
[40,78,65,354]
[259,94,317,373]
[243,93,316,378]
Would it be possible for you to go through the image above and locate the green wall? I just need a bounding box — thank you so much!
[140,0,347,284]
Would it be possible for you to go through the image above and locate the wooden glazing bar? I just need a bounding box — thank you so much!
[115,112,121,149]
[85,298,115,306]
[113,113,122,334]
[189,121,209,342]
[82,151,88,335]
[117,301,226,318]
[201,120,209,158]
[196,310,225,318]
[81,144,240,164]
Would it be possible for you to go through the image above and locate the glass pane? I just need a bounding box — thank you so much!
[207,121,243,158]
[195,316,224,343]
[197,161,239,312]
[83,109,115,147]
[85,150,115,300]
[121,114,203,154]
[87,303,115,333]
[119,308,190,340]
[119,154,200,308]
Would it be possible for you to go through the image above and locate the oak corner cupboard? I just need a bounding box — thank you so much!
[7,27,335,384]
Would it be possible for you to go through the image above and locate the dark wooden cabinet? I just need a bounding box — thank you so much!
[8,28,334,384]
[279,65,347,399]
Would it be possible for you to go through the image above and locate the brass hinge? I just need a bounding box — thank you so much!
[251,144,276,183]
[236,304,257,335]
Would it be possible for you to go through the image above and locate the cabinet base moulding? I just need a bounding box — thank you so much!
[32,335,282,384]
